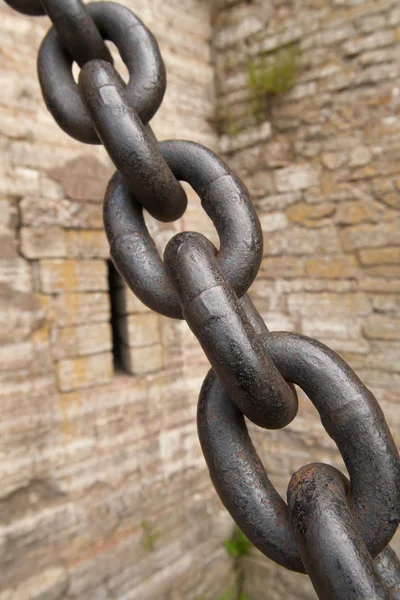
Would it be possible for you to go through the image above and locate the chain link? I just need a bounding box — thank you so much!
[4,1,400,598]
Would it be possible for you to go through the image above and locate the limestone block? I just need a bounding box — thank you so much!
[20,228,66,259]
[349,145,372,166]
[39,260,108,293]
[117,313,161,348]
[334,199,389,225]
[51,323,112,360]
[51,293,110,326]
[356,14,386,34]
[263,226,341,256]
[20,197,103,229]
[288,292,371,317]
[259,212,287,232]
[64,230,109,259]
[260,256,305,279]
[219,122,271,154]
[370,295,400,316]
[340,220,400,251]
[359,247,400,265]
[274,164,321,192]
[120,344,164,375]
[286,202,336,227]
[49,155,113,202]
[343,29,397,56]
[354,63,398,86]
[322,152,347,170]
[0,567,68,600]
[362,265,400,278]
[256,192,302,212]
[364,315,400,340]
[0,257,32,293]
[0,199,18,234]
[305,256,358,279]
[56,352,113,392]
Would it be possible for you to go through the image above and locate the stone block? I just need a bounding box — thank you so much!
[0,566,68,600]
[0,199,19,234]
[334,199,387,225]
[117,313,161,348]
[288,292,371,317]
[51,292,110,326]
[359,247,400,265]
[260,256,305,279]
[20,197,103,229]
[51,322,112,360]
[39,260,108,293]
[120,344,165,375]
[64,230,110,259]
[364,315,400,340]
[219,121,271,154]
[0,257,32,293]
[49,155,113,202]
[370,295,400,316]
[20,227,66,259]
[349,145,371,166]
[274,164,321,192]
[263,226,341,256]
[305,256,358,279]
[340,220,400,251]
[343,30,396,56]
[286,202,336,227]
[362,265,400,278]
[258,212,287,232]
[56,352,113,392]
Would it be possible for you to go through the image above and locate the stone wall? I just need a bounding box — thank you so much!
[0,2,236,599]
[212,0,400,598]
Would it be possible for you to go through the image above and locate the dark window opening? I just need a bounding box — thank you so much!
[107,260,126,373]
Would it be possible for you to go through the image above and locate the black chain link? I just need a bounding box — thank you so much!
[4,1,400,598]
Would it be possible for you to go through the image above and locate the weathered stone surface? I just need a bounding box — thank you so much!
[274,164,321,193]
[286,202,336,227]
[340,221,400,251]
[56,352,113,392]
[305,256,358,279]
[334,199,388,225]
[117,313,161,348]
[219,121,271,153]
[51,323,112,360]
[20,197,103,229]
[120,344,165,376]
[0,567,68,600]
[51,293,110,327]
[20,228,66,259]
[359,246,400,265]
[364,315,400,340]
[49,155,113,202]
[0,258,32,293]
[39,260,108,293]
[260,256,305,279]
[263,226,341,256]
[288,292,371,317]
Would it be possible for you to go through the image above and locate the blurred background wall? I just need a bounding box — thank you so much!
[0,0,399,599]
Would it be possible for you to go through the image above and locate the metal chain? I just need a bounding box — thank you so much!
[4,1,400,598]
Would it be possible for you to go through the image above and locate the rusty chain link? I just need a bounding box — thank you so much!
[4,1,400,598]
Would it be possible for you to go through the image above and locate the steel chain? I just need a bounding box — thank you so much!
[4,1,400,598]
